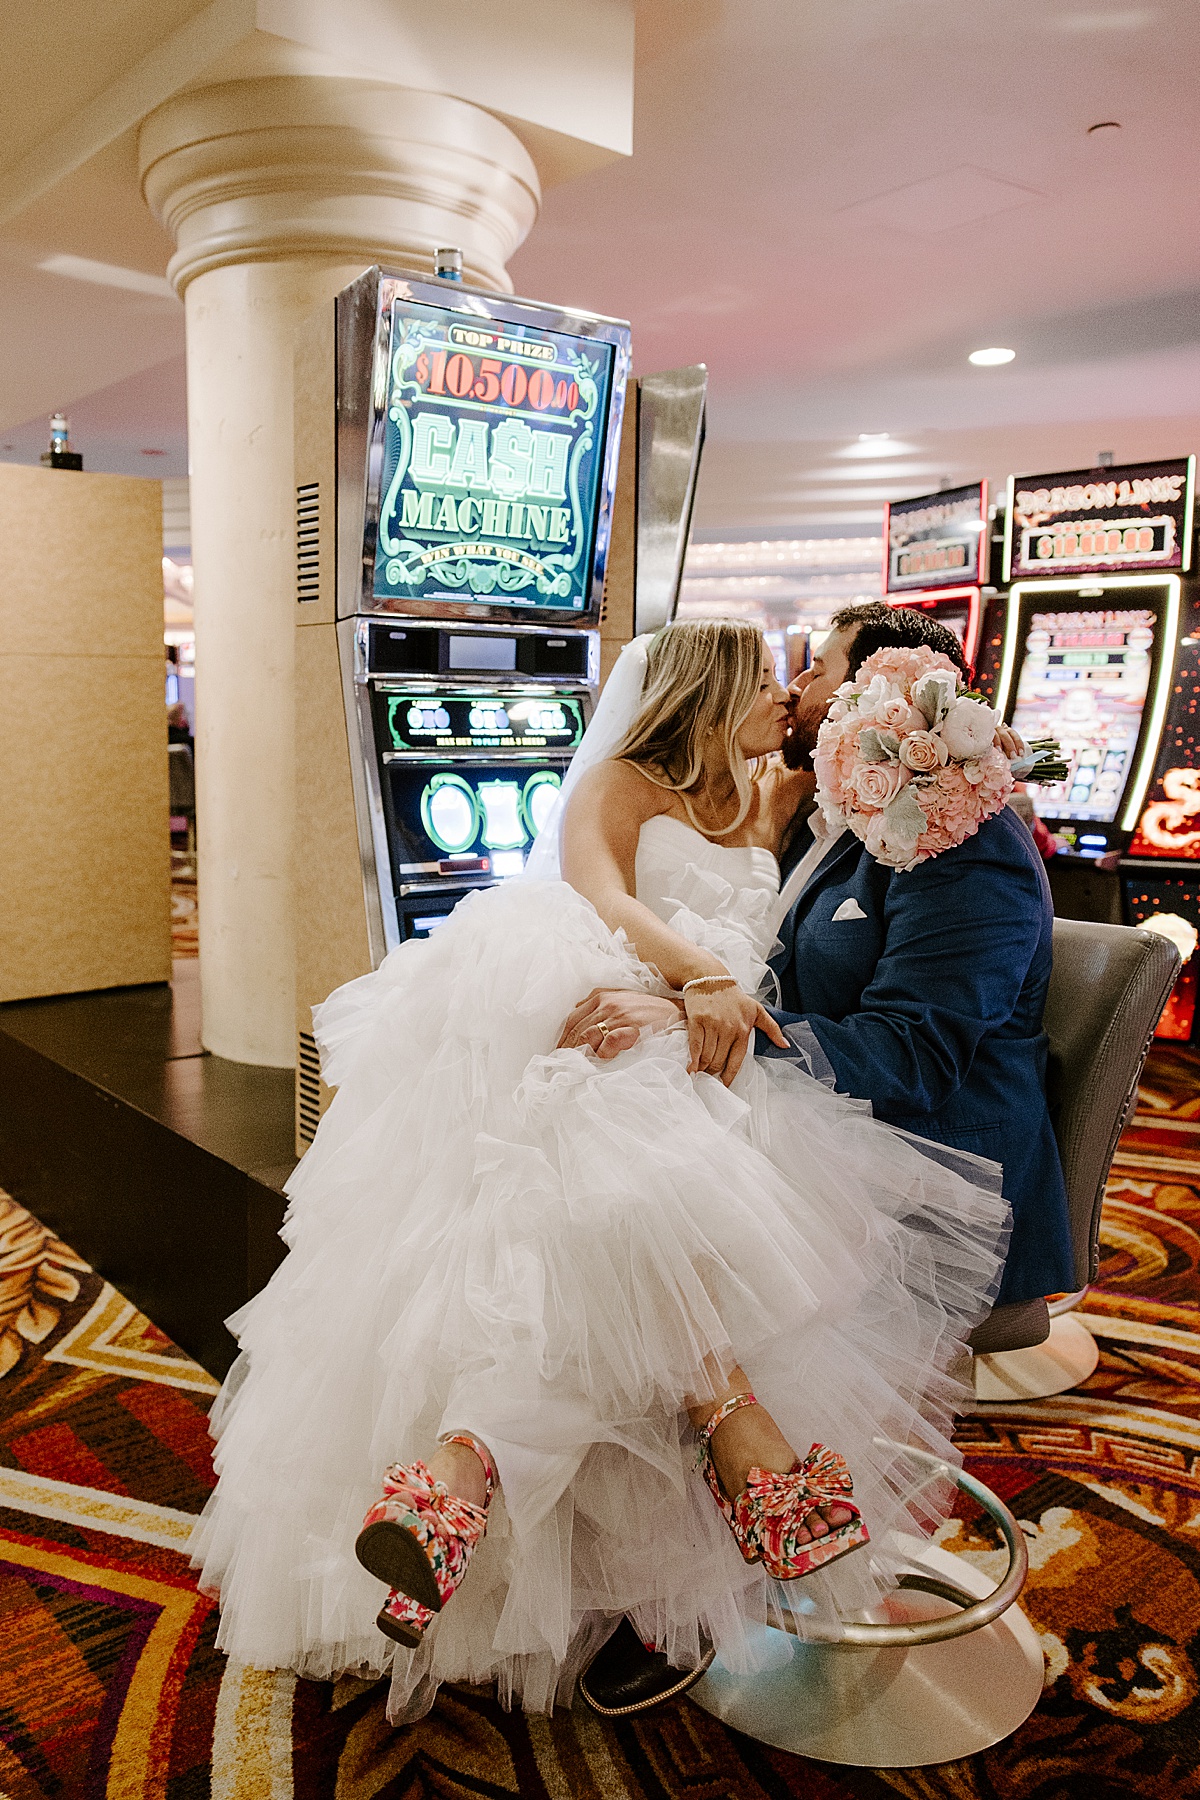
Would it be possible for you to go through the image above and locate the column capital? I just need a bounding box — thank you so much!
[139,76,540,295]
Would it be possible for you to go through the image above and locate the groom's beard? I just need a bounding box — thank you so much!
[782,700,827,771]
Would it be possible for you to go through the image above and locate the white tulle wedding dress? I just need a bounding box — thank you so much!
[191,762,1010,1722]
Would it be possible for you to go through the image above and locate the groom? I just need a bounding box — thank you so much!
[560,601,1074,1715]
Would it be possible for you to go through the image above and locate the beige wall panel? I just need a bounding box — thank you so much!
[294,622,372,1027]
[293,305,337,629]
[0,653,171,1001]
[599,380,638,689]
[0,465,163,659]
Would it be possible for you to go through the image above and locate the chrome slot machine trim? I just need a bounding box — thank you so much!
[339,614,395,963]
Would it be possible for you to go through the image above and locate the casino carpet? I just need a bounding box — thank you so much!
[170,873,198,958]
[1,1050,1199,1798]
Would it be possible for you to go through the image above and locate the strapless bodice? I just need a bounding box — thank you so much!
[634,814,781,994]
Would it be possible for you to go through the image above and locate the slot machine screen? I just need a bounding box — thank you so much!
[372,298,618,617]
[1006,590,1169,828]
[384,760,572,885]
[887,590,980,663]
[935,604,971,648]
[928,600,970,651]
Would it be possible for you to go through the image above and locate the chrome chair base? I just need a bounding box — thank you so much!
[690,1539,1044,1768]
[973,1310,1100,1403]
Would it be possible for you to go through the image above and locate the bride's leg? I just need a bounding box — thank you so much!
[426,1436,492,1508]
[685,1362,854,1541]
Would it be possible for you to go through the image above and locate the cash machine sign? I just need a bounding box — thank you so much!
[373,301,615,612]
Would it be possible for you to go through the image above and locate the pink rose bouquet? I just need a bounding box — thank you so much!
[813,646,1015,871]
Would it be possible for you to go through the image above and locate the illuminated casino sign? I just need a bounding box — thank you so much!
[884,482,988,593]
[373,301,616,613]
[379,691,586,754]
[1006,458,1196,581]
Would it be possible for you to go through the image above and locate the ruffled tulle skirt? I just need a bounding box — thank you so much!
[190,878,1009,1720]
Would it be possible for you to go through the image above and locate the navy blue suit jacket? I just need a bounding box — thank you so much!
[763,804,1072,1305]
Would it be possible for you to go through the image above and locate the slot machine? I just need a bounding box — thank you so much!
[764,625,810,688]
[993,459,1197,974]
[882,482,995,675]
[292,267,706,1147]
[1113,460,1200,1038]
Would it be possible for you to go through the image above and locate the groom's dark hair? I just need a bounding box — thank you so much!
[831,602,972,682]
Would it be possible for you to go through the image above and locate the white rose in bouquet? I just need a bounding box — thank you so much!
[856,674,901,721]
[940,697,996,762]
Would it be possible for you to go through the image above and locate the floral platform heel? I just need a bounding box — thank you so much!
[375,1589,434,1647]
[698,1392,869,1580]
[355,1432,496,1643]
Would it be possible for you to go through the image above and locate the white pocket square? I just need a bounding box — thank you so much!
[832,898,867,922]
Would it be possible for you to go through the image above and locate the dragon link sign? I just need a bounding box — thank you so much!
[1007,458,1196,581]
[884,482,987,594]
[373,304,614,612]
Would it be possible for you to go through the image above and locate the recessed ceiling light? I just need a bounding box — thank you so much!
[968,346,1016,366]
[858,432,890,441]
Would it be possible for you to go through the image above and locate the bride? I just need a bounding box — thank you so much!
[192,619,1010,1721]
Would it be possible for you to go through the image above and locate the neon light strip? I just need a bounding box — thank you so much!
[965,586,982,667]
[1003,473,1015,584]
[978,478,990,586]
[993,592,1022,719]
[1183,455,1196,575]
[1122,573,1181,830]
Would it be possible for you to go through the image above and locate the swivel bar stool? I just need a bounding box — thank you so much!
[692,918,1181,1765]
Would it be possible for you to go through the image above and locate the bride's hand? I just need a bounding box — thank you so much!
[684,985,789,1085]
[557,989,684,1056]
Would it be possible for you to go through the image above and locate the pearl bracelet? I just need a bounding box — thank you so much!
[681,975,739,997]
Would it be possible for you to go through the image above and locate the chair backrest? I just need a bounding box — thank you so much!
[167,742,195,813]
[1043,917,1180,1285]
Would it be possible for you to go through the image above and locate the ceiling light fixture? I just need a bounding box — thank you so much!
[968,346,1016,366]
[858,432,890,441]
[37,254,177,301]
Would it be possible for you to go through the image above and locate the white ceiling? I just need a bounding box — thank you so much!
[1,0,1197,528]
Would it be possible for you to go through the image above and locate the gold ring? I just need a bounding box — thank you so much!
[596,1021,611,1039]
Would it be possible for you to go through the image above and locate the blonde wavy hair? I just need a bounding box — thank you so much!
[612,619,767,836]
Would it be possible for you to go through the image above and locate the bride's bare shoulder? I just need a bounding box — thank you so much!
[566,759,671,824]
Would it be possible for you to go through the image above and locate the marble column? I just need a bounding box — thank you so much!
[139,79,539,1064]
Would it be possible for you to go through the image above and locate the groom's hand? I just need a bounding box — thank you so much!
[557,989,684,1059]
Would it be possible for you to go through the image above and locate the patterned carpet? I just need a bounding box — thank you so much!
[2,1049,1199,1797]
[170,875,198,959]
